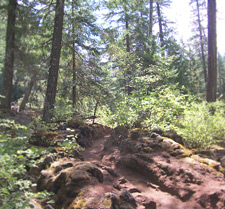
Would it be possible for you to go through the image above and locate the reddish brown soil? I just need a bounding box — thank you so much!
[80,134,225,209]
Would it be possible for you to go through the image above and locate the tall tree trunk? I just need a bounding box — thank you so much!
[148,0,154,39]
[206,0,217,102]
[125,13,130,53]
[125,12,131,95]
[218,54,222,97]
[92,96,100,124]
[156,2,164,49]
[72,2,77,108]
[1,0,17,109]
[19,70,40,111]
[43,0,64,121]
[196,0,208,84]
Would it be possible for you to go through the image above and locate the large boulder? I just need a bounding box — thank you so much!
[37,158,103,209]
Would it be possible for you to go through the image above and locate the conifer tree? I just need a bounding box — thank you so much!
[206,0,217,102]
[43,0,65,121]
[1,0,17,109]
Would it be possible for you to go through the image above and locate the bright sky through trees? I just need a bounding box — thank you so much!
[165,0,225,54]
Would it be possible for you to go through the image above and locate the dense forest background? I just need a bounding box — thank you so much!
[0,0,224,146]
[1,0,225,208]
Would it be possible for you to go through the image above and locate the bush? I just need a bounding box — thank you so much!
[99,88,225,150]
[0,119,53,208]
[99,88,188,129]
[176,101,225,149]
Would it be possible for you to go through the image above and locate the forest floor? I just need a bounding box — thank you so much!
[2,110,225,209]
[78,132,225,209]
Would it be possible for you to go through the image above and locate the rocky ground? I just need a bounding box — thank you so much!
[26,117,225,209]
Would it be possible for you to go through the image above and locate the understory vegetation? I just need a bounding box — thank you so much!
[0,0,224,207]
[97,89,225,149]
[0,120,56,208]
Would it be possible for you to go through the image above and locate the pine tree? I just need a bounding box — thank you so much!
[1,0,17,109]
[206,0,217,102]
[43,0,65,121]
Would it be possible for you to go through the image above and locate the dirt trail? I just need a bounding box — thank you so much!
[30,120,225,209]
[80,134,224,209]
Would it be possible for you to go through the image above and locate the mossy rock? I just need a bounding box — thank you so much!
[29,130,61,146]
[160,137,192,158]
[68,118,85,129]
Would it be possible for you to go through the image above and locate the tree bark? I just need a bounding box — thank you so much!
[206,0,217,102]
[93,96,100,124]
[1,0,17,109]
[72,2,77,108]
[196,0,207,84]
[125,12,131,95]
[156,2,164,49]
[218,53,222,97]
[148,0,154,39]
[43,0,64,121]
[19,70,40,111]
[125,13,130,53]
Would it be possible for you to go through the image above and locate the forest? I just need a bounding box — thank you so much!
[0,0,225,208]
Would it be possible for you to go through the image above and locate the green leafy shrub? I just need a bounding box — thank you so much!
[99,88,188,129]
[176,101,225,149]
[0,119,54,208]
[0,120,32,208]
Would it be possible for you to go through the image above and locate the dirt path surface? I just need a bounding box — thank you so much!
[32,122,225,209]
[80,132,225,209]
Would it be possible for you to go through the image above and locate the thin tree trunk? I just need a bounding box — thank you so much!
[72,3,77,108]
[196,0,207,84]
[148,0,154,39]
[218,54,222,96]
[206,0,217,102]
[1,0,17,109]
[125,12,131,95]
[43,0,64,121]
[19,70,40,111]
[93,96,100,124]
[156,2,164,49]
[125,13,130,53]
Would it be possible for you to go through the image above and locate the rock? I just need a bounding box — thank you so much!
[130,131,141,140]
[119,177,127,184]
[68,118,84,129]
[160,138,180,150]
[164,130,184,145]
[129,188,141,193]
[37,158,103,209]
[109,190,137,209]
[159,138,192,157]
[113,183,121,190]
[71,149,84,160]
[143,200,157,209]
[29,130,59,146]
[149,132,159,139]
[151,128,164,136]
[220,156,225,168]
[198,190,225,208]
[119,190,137,208]
[119,155,198,201]
[76,125,95,147]
[44,155,55,166]
[212,148,225,161]
[29,163,44,176]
